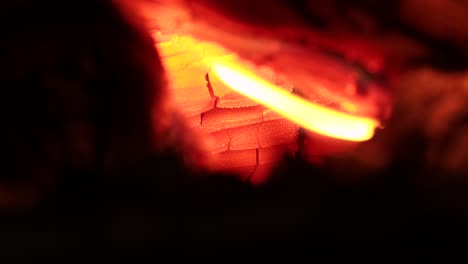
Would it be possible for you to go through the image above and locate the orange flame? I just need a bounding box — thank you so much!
[211,58,379,142]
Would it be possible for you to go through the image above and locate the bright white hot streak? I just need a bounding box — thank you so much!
[210,59,379,142]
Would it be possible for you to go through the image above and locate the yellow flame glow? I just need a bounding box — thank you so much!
[211,59,379,142]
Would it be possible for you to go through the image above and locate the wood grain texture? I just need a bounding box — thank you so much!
[157,35,300,182]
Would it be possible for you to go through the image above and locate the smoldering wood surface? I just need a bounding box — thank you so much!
[141,0,468,68]
[0,0,467,256]
[143,0,468,176]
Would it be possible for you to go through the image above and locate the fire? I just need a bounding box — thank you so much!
[210,57,379,142]
[156,33,385,181]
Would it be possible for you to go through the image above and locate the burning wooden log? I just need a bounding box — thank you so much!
[122,0,468,182]
[155,31,388,182]
[1,0,468,254]
[156,35,301,183]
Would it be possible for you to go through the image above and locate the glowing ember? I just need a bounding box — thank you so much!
[211,58,380,142]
